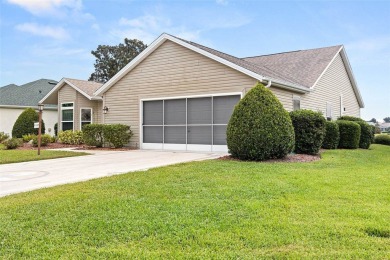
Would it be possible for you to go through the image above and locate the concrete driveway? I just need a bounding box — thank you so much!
[0,150,222,197]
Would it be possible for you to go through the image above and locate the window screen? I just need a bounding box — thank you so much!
[143,101,163,125]
[187,126,212,144]
[213,95,240,124]
[213,125,227,145]
[143,126,163,143]
[187,97,212,124]
[164,99,186,125]
[164,126,186,144]
[293,96,301,111]
[326,102,332,120]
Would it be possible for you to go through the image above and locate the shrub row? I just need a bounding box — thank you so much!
[82,124,133,148]
[3,138,23,149]
[374,134,390,146]
[322,121,340,149]
[290,110,326,155]
[58,130,84,145]
[336,120,361,149]
[0,132,9,143]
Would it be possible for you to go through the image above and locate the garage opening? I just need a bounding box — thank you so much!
[142,94,241,152]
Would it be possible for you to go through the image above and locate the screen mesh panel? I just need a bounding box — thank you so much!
[143,126,163,143]
[187,97,212,124]
[213,95,240,124]
[143,101,163,125]
[164,126,186,144]
[213,125,227,145]
[164,99,186,125]
[187,126,212,144]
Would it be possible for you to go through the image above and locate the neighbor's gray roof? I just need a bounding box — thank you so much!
[172,35,342,89]
[243,45,342,88]
[64,78,103,97]
[0,79,58,107]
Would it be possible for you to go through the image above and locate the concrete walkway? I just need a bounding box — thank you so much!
[0,150,223,197]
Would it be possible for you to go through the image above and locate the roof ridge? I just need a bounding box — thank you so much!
[242,45,343,59]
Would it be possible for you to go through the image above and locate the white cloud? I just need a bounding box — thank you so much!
[7,0,81,15]
[112,14,200,44]
[216,0,228,5]
[15,23,69,40]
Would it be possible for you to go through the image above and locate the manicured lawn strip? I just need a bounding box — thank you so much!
[0,145,389,258]
[0,150,88,164]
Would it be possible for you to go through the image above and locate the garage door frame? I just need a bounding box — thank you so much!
[140,92,242,152]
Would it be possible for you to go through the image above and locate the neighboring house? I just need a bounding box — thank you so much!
[40,33,364,152]
[379,122,390,132]
[0,79,58,136]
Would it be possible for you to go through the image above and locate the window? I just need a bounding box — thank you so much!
[326,102,332,120]
[340,95,344,116]
[293,95,301,111]
[61,103,74,131]
[80,108,92,129]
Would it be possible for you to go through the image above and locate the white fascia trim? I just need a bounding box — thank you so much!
[339,48,364,108]
[311,46,343,90]
[0,105,57,110]
[269,80,311,94]
[95,33,267,96]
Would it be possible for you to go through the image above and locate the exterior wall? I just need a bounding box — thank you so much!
[57,84,102,131]
[0,107,57,136]
[103,40,257,147]
[303,53,360,117]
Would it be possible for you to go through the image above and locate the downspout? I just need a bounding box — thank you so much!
[265,79,272,88]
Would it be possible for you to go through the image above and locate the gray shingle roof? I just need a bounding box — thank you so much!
[0,79,58,107]
[64,78,103,97]
[171,34,342,89]
[243,45,342,88]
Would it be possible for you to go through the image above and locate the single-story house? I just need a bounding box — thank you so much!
[379,122,390,132]
[0,79,58,136]
[40,33,364,152]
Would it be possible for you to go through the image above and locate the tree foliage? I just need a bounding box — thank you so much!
[89,38,147,83]
[383,117,390,123]
[369,118,377,123]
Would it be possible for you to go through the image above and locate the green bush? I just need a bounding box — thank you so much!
[336,120,361,149]
[103,124,133,148]
[32,134,52,147]
[338,116,364,122]
[322,121,340,149]
[289,109,326,154]
[11,108,45,138]
[0,132,9,143]
[374,134,390,146]
[58,130,84,145]
[227,83,294,161]
[3,138,23,150]
[22,134,36,143]
[355,121,372,149]
[82,124,105,147]
[370,125,376,142]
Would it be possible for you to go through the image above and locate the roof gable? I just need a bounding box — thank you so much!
[39,78,103,104]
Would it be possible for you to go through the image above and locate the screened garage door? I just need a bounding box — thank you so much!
[142,94,241,151]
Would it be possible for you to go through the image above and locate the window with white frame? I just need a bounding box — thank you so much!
[80,108,92,129]
[61,103,74,131]
[326,102,332,120]
[293,95,301,111]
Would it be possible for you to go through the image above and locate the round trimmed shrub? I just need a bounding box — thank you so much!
[374,134,390,146]
[12,108,45,138]
[355,121,372,149]
[336,120,361,149]
[322,121,340,149]
[289,109,326,154]
[338,115,364,122]
[227,82,294,161]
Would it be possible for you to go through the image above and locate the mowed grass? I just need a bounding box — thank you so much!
[0,145,389,258]
[0,148,88,164]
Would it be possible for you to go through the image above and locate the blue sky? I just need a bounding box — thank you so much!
[0,0,389,121]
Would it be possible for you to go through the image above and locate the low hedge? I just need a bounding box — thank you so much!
[338,116,364,122]
[3,138,23,150]
[0,132,9,143]
[336,120,361,149]
[32,134,52,147]
[322,121,340,149]
[374,134,390,146]
[58,130,84,145]
[82,124,104,147]
[356,121,372,149]
[289,109,326,154]
[103,124,133,148]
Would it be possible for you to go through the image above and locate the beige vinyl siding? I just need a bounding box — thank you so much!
[58,84,102,131]
[302,54,360,117]
[104,40,257,147]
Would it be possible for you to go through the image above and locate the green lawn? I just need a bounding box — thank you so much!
[0,149,88,164]
[0,145,389,258]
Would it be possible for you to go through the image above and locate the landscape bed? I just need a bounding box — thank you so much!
[0,144,389,258]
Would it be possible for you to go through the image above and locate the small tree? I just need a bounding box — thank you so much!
[369,118,377,123]
[383,117,390,123]
[227,83,294,161]
[12,108,45,138]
